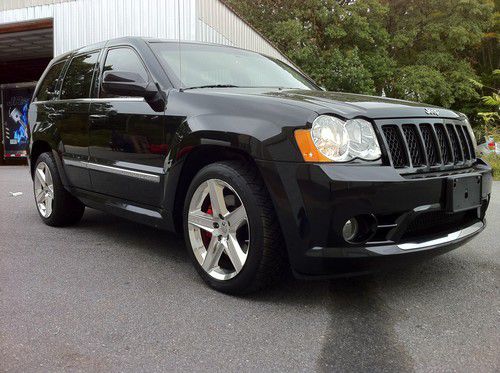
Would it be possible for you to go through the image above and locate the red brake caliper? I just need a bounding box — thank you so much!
[201,204,213,248]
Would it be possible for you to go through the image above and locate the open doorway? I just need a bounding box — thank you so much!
[0,19,53,165]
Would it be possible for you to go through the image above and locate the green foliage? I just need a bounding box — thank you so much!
[471,69,500,138]
[483,154,500,180]
[225,0,498,128]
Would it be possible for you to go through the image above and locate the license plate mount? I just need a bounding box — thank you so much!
[446,174,482,213]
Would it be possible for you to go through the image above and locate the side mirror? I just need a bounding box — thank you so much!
[102,71,157,99]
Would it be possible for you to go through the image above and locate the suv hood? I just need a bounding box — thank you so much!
[194,88,461,120]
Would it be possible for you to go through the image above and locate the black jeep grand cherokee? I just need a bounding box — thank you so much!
[29,37,492,293]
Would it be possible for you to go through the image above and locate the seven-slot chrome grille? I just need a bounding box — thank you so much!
[377,119,476,171]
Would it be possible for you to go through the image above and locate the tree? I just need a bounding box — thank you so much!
[225,0,497,124]
[471,69,500,137]
[226,0,393,94]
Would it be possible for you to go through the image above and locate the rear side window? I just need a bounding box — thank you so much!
[100,48,149,98]
[60,52,99,99]
[36,61,66,101]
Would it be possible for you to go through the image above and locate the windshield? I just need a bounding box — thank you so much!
[150,42,318,90]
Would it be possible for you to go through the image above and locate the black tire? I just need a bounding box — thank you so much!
[183,161,286,294]
[33,152,85,227]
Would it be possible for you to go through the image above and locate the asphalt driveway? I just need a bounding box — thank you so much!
[1,166,499,372]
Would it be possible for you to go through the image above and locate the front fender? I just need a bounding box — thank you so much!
[169,113,309,163]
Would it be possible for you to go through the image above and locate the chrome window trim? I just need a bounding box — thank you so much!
[32,97,145,105]
[63,158,161,183]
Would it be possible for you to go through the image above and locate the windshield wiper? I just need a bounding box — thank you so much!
[182,84,240,91]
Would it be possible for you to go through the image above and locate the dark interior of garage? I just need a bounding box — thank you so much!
[0,19,53,165]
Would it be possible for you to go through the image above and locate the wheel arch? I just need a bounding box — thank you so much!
[30,140,52,176]
[29,140,70,187]
[167,144,270,235]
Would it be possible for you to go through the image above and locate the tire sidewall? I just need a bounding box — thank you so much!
[34,153,60,224]
[34,152,83,226]
[183,163,266,293]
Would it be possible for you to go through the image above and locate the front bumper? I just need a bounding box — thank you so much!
[256,159,493,278]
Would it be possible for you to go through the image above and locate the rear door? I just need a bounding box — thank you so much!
[88,46,166,206]
[57,51,100,190]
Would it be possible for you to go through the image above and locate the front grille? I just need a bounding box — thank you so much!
[402,210,478,241]
[402,125,424,166]
[380,121,475,170]
[420,124,439,165]
[447,124,463,163]
[435,124,452,164]
[457,125,472,160]
[383,125,409,168]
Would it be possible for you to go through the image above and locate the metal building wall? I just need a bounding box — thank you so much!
[0,3,53,24]
[0,0,71,12]
[195,0,289,63]
[0,0,288,62]
[53,0,196,56]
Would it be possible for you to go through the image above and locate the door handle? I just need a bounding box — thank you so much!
[89,114,108,127]
[48,113,63,120]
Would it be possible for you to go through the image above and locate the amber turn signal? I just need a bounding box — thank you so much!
[294,129,331,162]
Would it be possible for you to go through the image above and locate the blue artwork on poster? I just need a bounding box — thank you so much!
[2,86,33,158]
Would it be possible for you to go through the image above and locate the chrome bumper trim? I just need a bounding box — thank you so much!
[397,221,483,251]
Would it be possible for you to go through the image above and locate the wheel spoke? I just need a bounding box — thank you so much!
[35,189,45,203]
[35,167,46,187]
[45,165,53,187]
[227,205,247,231]
[202,236,224,272]
[44,194,53,217]
[225,234,246,272]
[188,210,215,233]
[207,180,228,218]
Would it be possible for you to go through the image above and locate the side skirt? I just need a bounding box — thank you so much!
[71,187,174,231]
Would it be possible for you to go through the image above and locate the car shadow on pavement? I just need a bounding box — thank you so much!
[73,208,489,308]
[60,207,498,372]
[315,254,498,372]
[75,208,187,260]
[75,208,334,305]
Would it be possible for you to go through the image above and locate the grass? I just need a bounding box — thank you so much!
[483,153,500,181]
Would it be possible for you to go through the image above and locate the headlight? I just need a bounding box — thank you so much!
[310,116,350,161]
[295,115,381,162]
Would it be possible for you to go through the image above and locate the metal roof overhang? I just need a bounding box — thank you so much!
[0,18,53,62]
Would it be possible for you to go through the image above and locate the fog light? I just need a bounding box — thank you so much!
[342,218,359,242]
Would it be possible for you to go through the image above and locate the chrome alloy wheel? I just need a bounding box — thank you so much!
[34,162,54,218]
[188,179,250,281]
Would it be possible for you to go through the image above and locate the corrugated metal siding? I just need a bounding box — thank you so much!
[54,0,196,56]
[0,0,287,62]
[195,0,289,63]
[0,4,53,24]
[0,0,71,12]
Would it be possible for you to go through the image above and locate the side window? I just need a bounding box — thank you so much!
[100,48,149,98]
[36,61,66,101]
[60,52,99,99]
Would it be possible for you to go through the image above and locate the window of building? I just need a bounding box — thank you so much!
[60,52,99,99]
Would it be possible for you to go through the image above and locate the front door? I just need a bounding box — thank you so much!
[88,47,167,207]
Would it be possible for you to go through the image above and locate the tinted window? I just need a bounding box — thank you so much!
[60,52,99,99]
[100,48,149,98]
[36,61,66,101]
[150,43,317,90]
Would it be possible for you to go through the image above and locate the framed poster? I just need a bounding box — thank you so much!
[1,82,36,159]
